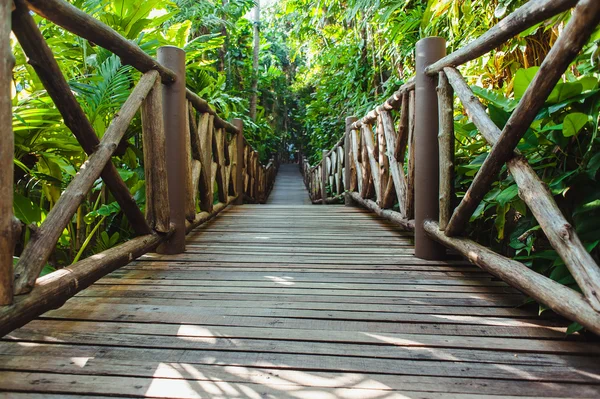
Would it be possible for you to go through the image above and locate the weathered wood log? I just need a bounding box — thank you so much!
[361,125,382,203]
[243,145,250,196]
[259,166,267,203]
[12,1,152,236]
[336,147,344,195]
[253,151,260,201]
[352,78,416,129]
[0,0,14,305]
[448,1,600,237]
[191,159,202,206]
[381,177,397,210]
[184,102,196,222]
[350,128,363,196]
[424,220,600,336]
[233,119,244,204]
[23,0,176,83]
[425,0,579,75]
[156,47,186,255]
[185,89,239,134]
[329,151,337,194]
[197,113,214,213]
[360,129,374,199]
[214,128,229,203]
[321,150,328,202]
[394,92,409,162]
[185,197,235,233]
[311,195,345,205]
[349,192,414,231]
[141,76,170,233]
[406,90,416,219]
[188,102,201,161]
[376,117,389,205]
[0,233,163,337]
[380,110,408,217]
[437,71,455,230]
[13,70,159,295]
[444,66,600,313]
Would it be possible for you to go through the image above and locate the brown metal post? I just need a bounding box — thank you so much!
[415,37,447,260]
[344,117,357,206]
[233,119,244,205]
[157,46,186,254]
[321,150,328,204]
[0,0,14,305]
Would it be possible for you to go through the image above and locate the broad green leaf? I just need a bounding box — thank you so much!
[513,67,539,101]
[586,152,600,179]
[546,82,582,104]
[562,112,588,137]
[496,185,519,206]
[472,86,518,112]
[13,193,42,225]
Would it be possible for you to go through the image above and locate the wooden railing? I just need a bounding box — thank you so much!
[0,0,276,335]
[302,0,600,335]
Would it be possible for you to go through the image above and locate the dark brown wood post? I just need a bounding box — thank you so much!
[415,37,446,260]
[0,0,14,305]
[233,119,244,205]
[321,150,328,204]
[141,75,170,233]
[345,117,358,206]
[157,46,187,254]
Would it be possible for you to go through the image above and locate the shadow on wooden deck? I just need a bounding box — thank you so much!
[1,165,599,398]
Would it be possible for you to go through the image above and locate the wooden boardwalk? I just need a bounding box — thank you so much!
[1,164,599,398]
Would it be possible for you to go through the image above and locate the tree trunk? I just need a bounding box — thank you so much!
[249,2,260,121]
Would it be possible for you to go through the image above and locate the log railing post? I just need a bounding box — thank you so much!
[321,150,328,203]
[233,119,244,205]
[415,37,446,260]
[437,71,455,230]
[0,0,14,305]
[157,46,187,254]
[141,75,170,233]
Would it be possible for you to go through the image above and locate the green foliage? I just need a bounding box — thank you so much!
[11,0,288,272]
[267,0,600,333]
[12,0,600,334]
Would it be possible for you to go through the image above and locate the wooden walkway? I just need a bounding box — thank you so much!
[1,164,599,398]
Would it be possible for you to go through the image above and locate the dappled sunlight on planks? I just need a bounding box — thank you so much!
[1,165,599,398]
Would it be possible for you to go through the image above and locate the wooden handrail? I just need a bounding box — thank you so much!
[23,0,177,83]
[12,1,152,237]
[1,0,278,334]
[424,0,579,75]
[302,0,600,334]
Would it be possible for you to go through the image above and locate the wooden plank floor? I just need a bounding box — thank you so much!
[1,164,599,398]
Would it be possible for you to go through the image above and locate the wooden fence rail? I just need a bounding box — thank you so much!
[0,0,276,336]
[301,0,600,335]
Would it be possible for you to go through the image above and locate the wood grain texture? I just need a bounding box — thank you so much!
[446,1,600,239]
[444,66,600,313]
[141,76,170,233]
[0,0,14,305]
[13,71,159,295]
[361,124,382,201]
[424,0,578,75]
[1,164,598,398]
[437,71,454,230]
[12,0,151,236]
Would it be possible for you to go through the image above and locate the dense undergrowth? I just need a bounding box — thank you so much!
[274,0,600,332]
[11,0,600,331]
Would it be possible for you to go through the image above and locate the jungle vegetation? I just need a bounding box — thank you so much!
[10,0,600,331]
